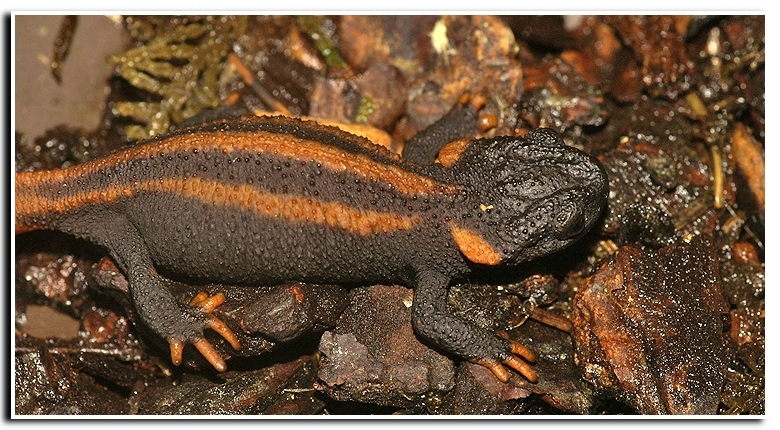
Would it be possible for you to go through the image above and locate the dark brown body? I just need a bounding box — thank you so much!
[16,113,608,383]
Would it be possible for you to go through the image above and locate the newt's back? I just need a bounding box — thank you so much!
[15,115,467,286]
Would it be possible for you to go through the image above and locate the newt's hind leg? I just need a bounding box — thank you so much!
[127,267,242,372]
[88,215,241,371]
[168,292,242,371]
[411,270,538,383]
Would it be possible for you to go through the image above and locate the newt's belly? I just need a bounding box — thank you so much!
[123,191,456,286]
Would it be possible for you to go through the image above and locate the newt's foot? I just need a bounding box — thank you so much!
[455,91,497,132]
[167,292,242,372]
[473,336,538,383]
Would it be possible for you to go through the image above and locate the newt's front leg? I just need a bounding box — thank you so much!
[410,270,538,383]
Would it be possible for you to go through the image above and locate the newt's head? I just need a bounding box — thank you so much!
[447,128,608,266]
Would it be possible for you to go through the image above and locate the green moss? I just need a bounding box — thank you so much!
[354,96,378,124]
[110,16,247,140]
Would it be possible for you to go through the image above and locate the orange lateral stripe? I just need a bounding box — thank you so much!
[175,177,420,235]
[25,129,460,197]
[192,131,459,195]
[448,222,502,265]
[19,176,421,236]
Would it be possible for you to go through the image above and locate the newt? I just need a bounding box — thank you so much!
[15,105,608,383]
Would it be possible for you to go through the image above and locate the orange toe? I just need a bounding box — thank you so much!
[474,358,510,383]
[504,355,538,383]
[193,338,227,372]
[205,315,242,351]
[189,291,225,312]
[165,291,242,372]
[507,339,537,363]
[168,337,185,366]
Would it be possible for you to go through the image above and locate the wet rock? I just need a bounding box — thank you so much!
[604,16,694,99]
[597,133,717,244]
[508,320,597,414]
[572,235,729,414]
[218,283,348,344]
[337,16,437,76]
[717,230,764,414]
[149,281,347,368]
[350,61,407,129]
[306,62,407,131]
[135,356,321,414]
[15,350,129,415]
[16,249,151,391]
[439,362,532,415]
[720,364,764,415]
[565,17,623,96]
[441,315,598,415]
[519,56,607,143]
[720,246,765,311]
[317,285,455,410]
[399,15,524,139]
[17,249,89,304]
[714,16,765,139]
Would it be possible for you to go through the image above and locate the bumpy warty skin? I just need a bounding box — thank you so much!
[449,128,608,265]
[16,114,608,381]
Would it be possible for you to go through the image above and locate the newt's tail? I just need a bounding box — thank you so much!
[15,170,64,234]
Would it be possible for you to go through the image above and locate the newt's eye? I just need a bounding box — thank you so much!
[555,208,585,240]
